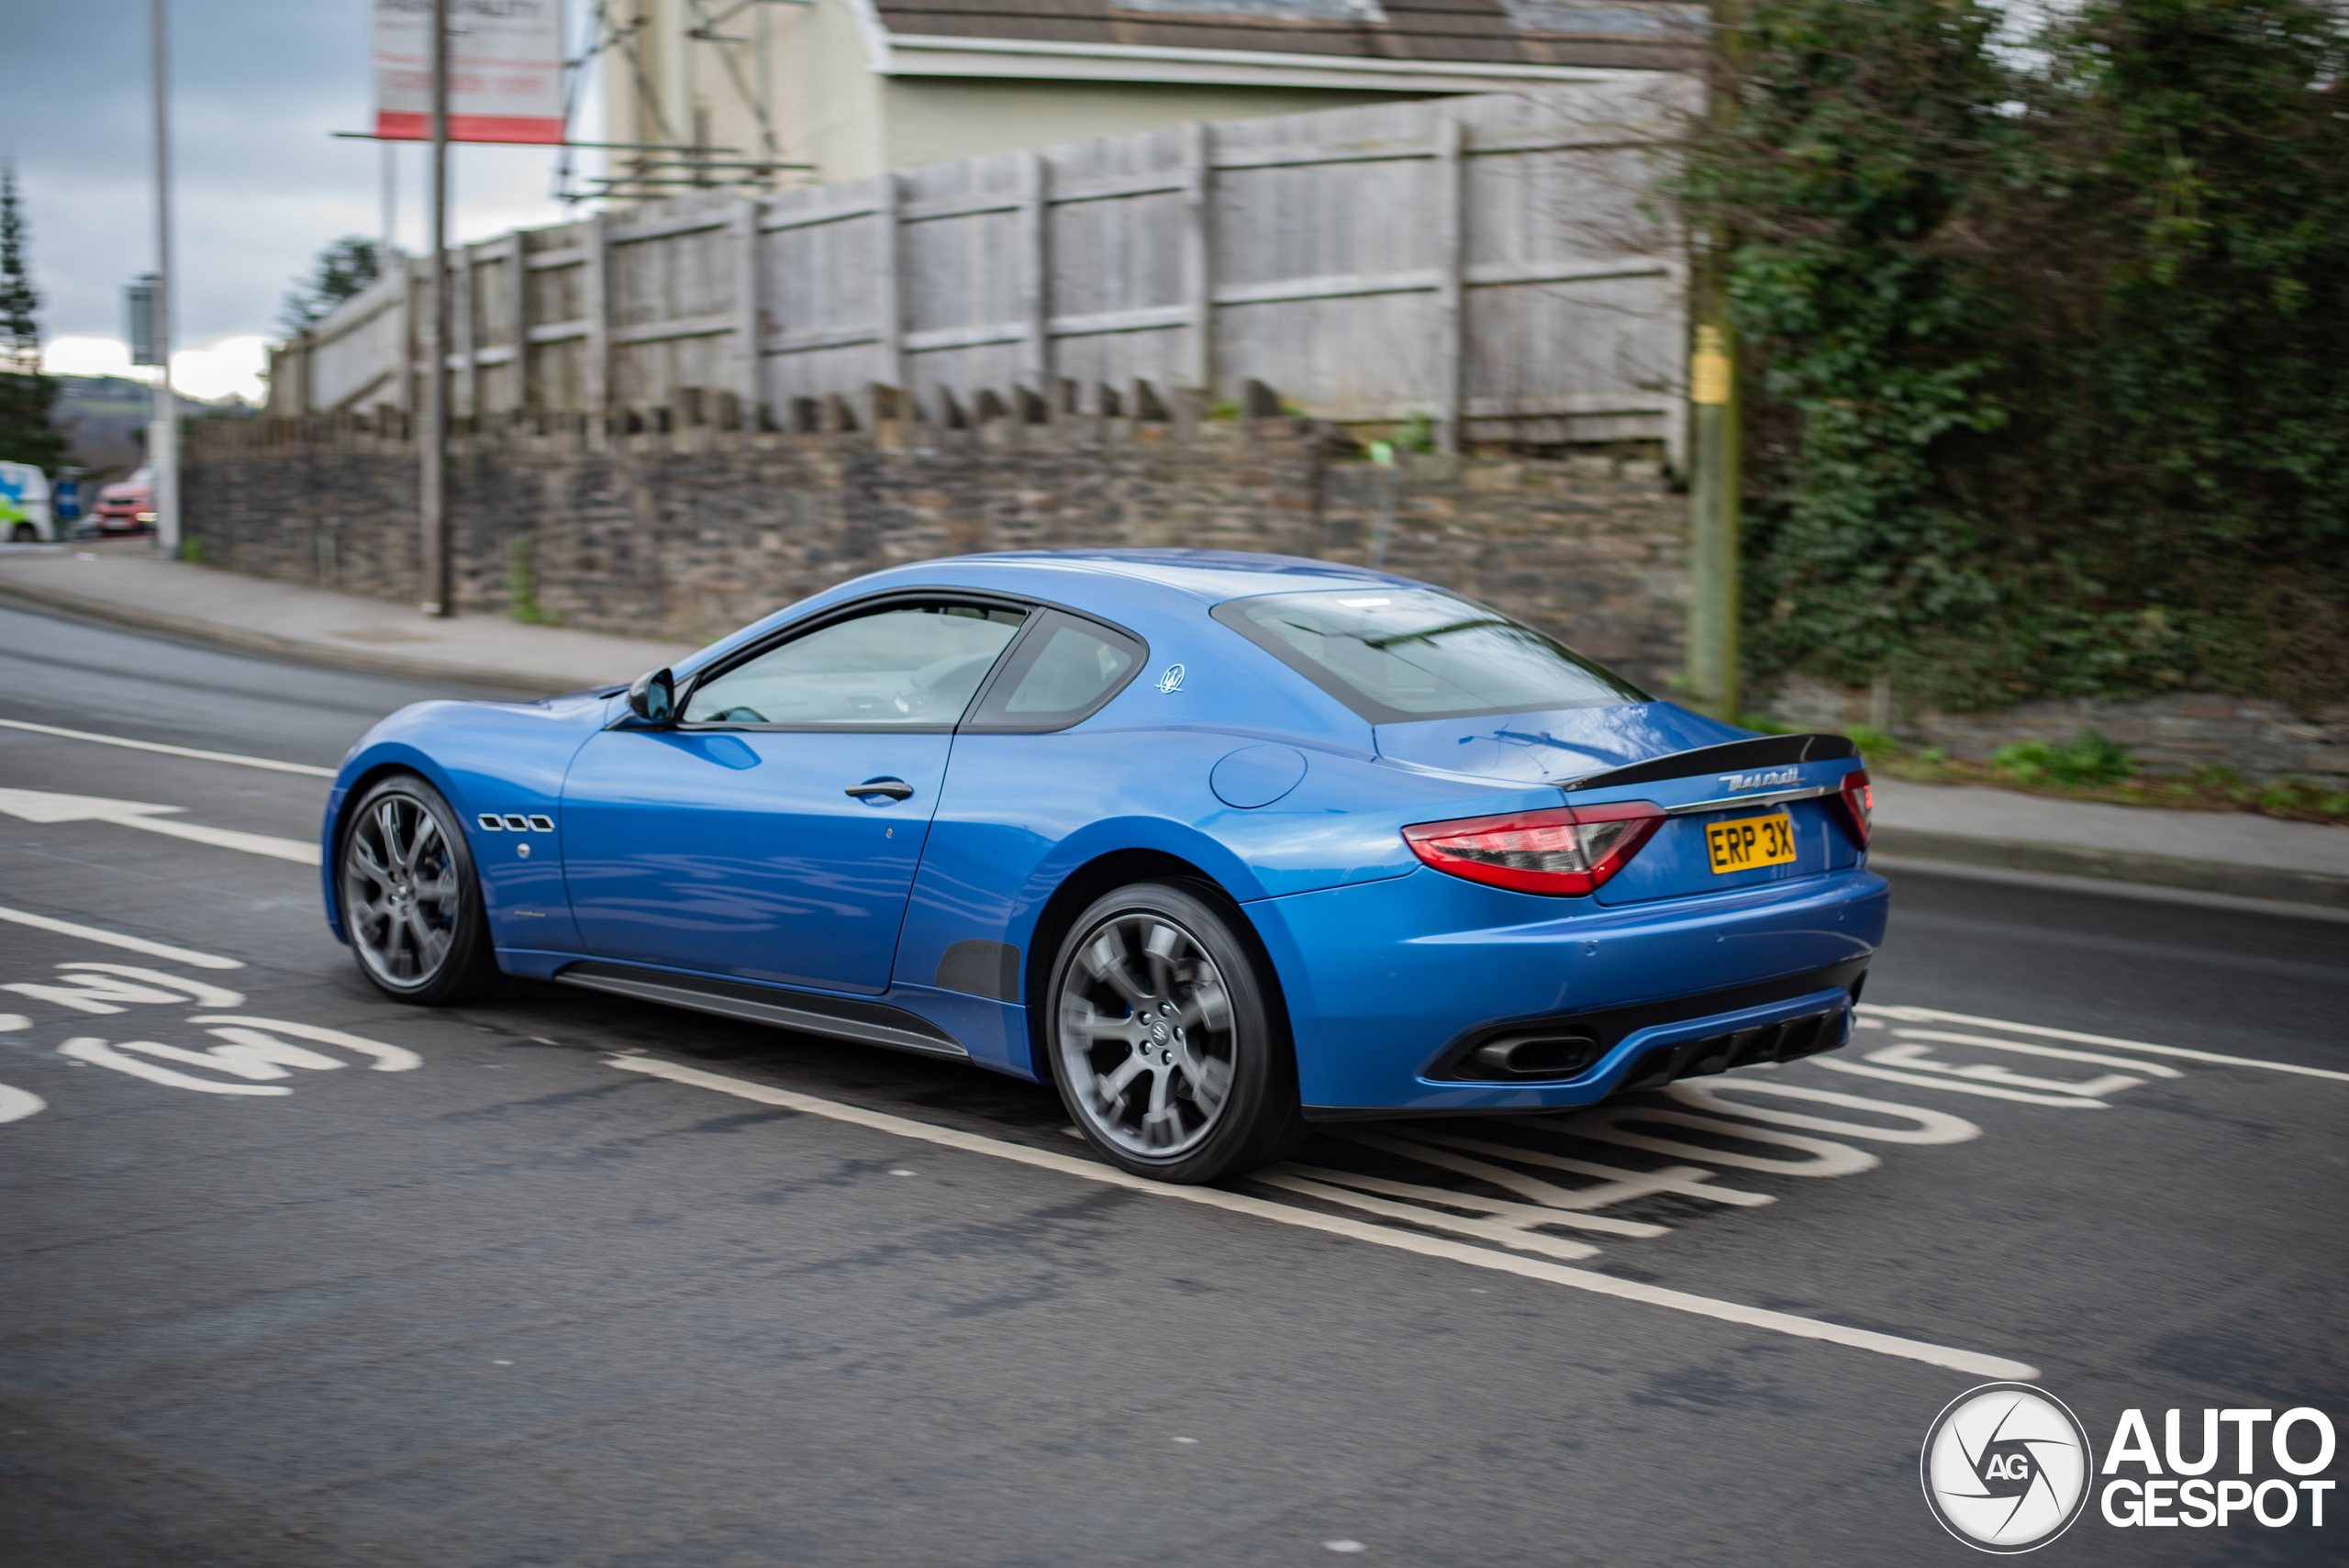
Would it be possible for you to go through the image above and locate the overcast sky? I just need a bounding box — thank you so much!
[3,0,600,398]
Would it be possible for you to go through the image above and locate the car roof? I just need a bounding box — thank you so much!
[862,549,1422,606]
[676,549,1450,687]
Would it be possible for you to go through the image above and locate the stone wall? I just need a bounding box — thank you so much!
[183,410,1691,693]
[1766,677,2349,784]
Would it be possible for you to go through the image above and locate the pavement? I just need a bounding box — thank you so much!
[4,540,2343,912]
[0,542,696,695]
[1871,778,2349,911]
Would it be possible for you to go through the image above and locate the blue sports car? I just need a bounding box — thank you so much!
[321,550,1886,1183]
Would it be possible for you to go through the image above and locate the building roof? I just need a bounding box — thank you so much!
[868,0,1702,75]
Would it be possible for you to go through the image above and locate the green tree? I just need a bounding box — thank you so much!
[0,161,67,474]
[1681,0,2349,711]
[278,237,387,336]
[1678,0,2017,703]
[2012,0,2349,703]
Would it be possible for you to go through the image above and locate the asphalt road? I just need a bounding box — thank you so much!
[2,597,2343,1567]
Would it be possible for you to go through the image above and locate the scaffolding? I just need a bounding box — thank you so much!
[555,0,811,205]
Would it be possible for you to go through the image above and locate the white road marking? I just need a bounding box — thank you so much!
[1665,1080,1982,1144]
[0,787,320,865]
[106,815,320,864]
[1397,1129,1776,1207]
[0,717,337,777]
[64,964,247,1006]
[55,1018,417,1094]
[4,973,173,1014]
[607,1052,2041,1381]
[1329,1129,1670,1234]
[1861,1005,2349,1084]
[59,1039,292,1095]
[1888,1028,2185,1078]
[111,1034,347,1081]
[1862,1041,2145,1098]
[0,1084,44,1123]
[1545,1104,1883,1176]
[0,1014,27,1030]
[186,1017,422,1073]
[3,964,246,1015]
[0,902,244,969]
[1280,1160,1664,1239]
[1813,1058,2110,1108]
[1260,1170,1605,1261]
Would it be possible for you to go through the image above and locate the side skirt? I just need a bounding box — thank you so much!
[554,961,970,1061]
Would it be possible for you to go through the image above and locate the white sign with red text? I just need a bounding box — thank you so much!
[373,0,565,146]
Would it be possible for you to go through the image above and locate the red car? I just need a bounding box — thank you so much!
[89,470,155,535]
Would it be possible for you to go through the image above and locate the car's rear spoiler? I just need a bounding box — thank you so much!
[1558,733,1859,793]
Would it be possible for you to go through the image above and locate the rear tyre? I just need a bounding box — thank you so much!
[338,773,502,1005]
[8,523,33,543]
[1046,881,1305,1184]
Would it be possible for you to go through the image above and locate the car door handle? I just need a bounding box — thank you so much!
[844,778,915,802]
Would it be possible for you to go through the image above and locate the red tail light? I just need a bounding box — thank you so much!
[1402,801,1664,895]
[1832,768,1873,848]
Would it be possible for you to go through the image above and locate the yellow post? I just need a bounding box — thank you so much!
[1685,0,1746,721]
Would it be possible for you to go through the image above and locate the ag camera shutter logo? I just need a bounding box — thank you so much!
[1921,1384,2093,1552]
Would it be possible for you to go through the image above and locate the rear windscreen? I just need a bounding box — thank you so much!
[1213,588,1649,724]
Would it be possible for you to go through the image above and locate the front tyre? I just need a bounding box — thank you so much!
[1047,881,1304,1184]
[338,773,501,1005]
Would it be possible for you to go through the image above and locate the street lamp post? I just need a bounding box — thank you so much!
[149,0,178,557]
[418,0,452,617]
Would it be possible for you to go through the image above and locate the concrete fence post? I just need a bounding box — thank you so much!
[732,193,764,425]
[1433,114,1467,458]
[583,212,612,446]
[1021,150,1051,408]
[1183,121,1215,400]
[876,172,907,401]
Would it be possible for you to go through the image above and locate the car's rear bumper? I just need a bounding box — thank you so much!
[1246,862,1889,1113]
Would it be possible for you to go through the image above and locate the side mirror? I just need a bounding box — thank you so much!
[627,667,675,725]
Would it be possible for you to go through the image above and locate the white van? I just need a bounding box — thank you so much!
[0,462,56,543]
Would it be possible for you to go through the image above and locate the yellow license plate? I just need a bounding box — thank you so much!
[1707,812,1797,873]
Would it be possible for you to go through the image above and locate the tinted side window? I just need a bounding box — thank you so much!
[683,603,1026,728]
[964,612,1145,732]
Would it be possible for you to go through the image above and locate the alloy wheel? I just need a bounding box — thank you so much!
[342,792,462,988]
[1055,909,1239,1159]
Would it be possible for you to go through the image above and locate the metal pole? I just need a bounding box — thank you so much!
[1686,320,1741,719]
[419,0,451,617]
[382,139,397,258]
[1685,0,1746,721]
[149,0,179,557]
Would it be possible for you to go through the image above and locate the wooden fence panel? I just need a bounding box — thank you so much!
[305,276,408,414]
[897,152,1034,418]
[278,80,1692,453]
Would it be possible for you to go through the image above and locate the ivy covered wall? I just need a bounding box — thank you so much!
[1681,0,2349,716]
